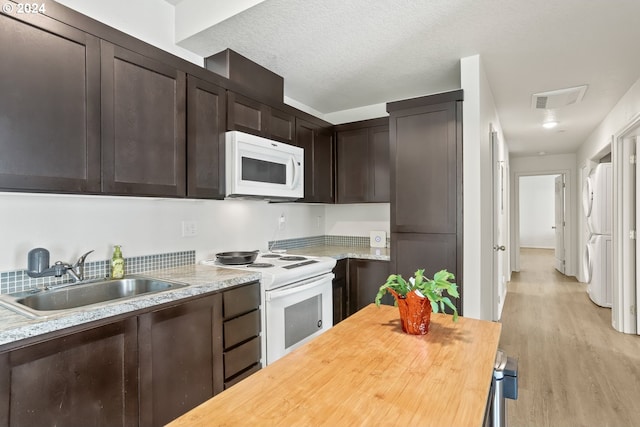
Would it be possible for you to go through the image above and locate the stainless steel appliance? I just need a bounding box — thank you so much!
[202,252,336,365]
[225,131,304,201]
[485,349,519,427]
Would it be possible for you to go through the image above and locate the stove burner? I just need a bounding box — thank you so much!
[261,254,282,259]
[249,263,275,268]
[279,256,307,262]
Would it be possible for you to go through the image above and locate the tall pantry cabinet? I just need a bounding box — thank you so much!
[387,90,464,315]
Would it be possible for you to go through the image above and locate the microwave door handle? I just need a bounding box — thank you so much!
[289,155,301,189]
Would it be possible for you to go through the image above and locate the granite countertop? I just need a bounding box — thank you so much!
[0,264,260,347]
[291,245,390,261]
[0,246,388,348]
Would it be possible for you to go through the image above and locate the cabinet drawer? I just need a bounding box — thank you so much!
[224,363,261,390]
[223,336,261,379]
[223,282,260,319]
[224,309,260,349]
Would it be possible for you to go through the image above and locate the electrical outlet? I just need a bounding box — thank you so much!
[278,213,286,230]
[181,221,198,237]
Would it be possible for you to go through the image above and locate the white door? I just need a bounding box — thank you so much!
[635,136,640,334]
[492,130,506,319]
[554,175,566,274]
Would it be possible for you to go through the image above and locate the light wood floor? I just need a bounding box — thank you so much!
[499,248,640,427]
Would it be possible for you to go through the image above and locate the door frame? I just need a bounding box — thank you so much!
[554,174,566,274]
[491,127,508,320]
[612,112,640,334]
[513,170,571,274]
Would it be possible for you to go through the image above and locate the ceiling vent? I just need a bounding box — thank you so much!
[531,85,588,109]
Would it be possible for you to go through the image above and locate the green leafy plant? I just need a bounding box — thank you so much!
[375,269,459,321]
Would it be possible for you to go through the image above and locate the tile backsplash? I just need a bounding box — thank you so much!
[0,250,195,294]
[269,235,389,250]
[2,234,387,294]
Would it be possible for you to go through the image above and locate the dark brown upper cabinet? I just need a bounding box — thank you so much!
[387,90,463,315]
[335,118,390,203]
[269,107,296,144]
[295,118,334,203]
[101,41,187,197]
[0,12,101,193]
[227,91,295,144]
[187,76,227,199]
[388,95,460,234]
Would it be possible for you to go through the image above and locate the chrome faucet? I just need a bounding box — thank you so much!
[67,250,94,282]
[27,248,94,283]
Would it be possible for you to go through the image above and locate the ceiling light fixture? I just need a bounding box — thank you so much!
[542,121,558,129]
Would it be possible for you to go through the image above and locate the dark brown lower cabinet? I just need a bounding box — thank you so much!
[221,283,262,389]
[0,282,261,427]
[391,233,460,314]
[0,318,138,427]
[332,259,348,324]
[348,259,392,314]
[138,295,220,427]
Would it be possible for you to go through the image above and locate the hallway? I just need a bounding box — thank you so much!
[499,248,640,426]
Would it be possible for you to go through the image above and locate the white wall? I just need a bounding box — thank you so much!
[510,154,577,276]
[55,0,203,65]
[324,204,390,236]
[577,76,640,166]
[519,175,557,248]
[461,55,509,321]
[323,103,388,125]
[0,193,326,271]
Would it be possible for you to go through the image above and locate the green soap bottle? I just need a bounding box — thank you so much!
[111,245,125,279]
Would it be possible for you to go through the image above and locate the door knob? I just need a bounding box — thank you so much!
[552,226,556,229]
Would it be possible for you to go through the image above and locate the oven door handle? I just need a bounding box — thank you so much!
[266,274,334,301]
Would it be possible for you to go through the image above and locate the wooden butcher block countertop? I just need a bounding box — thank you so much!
[167,304,502,427]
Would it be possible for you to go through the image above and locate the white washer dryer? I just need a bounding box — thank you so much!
[583,234,612,308]
[583,163,612,235]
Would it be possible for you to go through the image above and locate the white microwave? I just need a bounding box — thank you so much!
[225,131,304,201]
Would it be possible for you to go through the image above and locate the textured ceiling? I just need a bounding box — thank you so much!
[171,0,640,157]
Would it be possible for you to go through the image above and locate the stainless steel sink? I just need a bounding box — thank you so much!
[0,277,189,318]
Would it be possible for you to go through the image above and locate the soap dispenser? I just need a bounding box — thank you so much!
[111,245,125,279]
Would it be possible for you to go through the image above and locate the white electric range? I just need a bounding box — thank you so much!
[202,252,336,365]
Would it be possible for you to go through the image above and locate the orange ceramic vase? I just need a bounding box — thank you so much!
[389,289,432,335]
